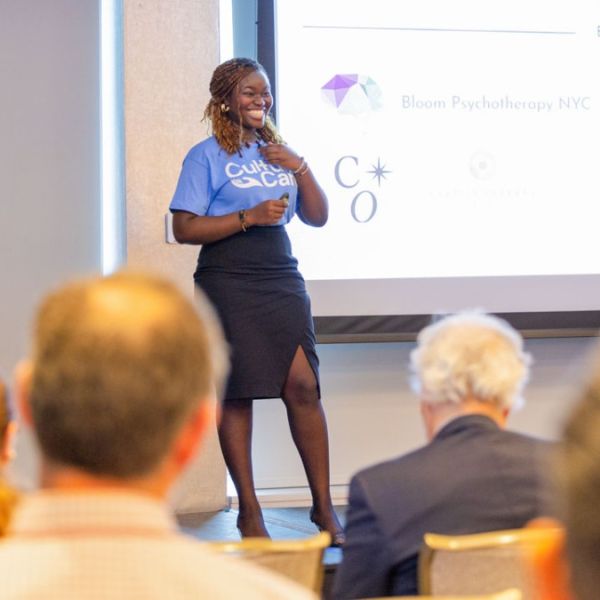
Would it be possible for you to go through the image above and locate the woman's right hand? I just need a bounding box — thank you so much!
[246,198,288,226]
[172,198,288,245]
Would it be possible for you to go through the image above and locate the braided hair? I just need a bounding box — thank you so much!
[204,57,283,154]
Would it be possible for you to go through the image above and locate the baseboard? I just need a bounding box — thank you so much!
[228,485,349,509]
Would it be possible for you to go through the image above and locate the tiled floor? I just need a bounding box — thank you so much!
[177,506,347,598]
[178,506,343,540]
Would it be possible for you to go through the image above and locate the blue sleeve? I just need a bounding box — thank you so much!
[331,475,391,599]
[169,156,211,216]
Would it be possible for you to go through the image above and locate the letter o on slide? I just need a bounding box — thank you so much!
[351,190,377,223]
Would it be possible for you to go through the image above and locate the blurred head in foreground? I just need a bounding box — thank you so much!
[530,342,600,600]
[15,270,228,495]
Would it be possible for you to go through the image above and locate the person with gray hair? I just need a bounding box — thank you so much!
[0,271,314,599]
[332,311,553,599]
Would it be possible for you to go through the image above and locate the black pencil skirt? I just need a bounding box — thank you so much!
[194,225,320,401]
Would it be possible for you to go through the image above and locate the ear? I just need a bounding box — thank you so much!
[491,407,511,429]
[14,360,34,427]
[171,399,215,471]
[0,420,18,465]
[214,399,223,426]
[526,517,573,600]
[420,400,435,441]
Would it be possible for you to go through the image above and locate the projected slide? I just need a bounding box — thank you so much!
[276,0,600,286]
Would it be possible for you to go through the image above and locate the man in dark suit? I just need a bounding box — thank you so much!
[332,312,553,599]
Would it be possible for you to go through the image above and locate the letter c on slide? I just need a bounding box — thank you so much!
[335,155,359,188]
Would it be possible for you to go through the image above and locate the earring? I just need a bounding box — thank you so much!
[220,103,229,113]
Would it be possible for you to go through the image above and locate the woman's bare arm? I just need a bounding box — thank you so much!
[172,199,288,245]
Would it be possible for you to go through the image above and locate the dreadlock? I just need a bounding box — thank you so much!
[204,57,283,155]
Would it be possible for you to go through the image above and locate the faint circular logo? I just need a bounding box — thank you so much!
[469,151,495,180]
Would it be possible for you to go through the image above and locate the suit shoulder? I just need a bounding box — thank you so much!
[352,444,431,486]
[500,429,556,449]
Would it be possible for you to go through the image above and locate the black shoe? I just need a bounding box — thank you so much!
[236,513,270,539]
[309,507,346,547]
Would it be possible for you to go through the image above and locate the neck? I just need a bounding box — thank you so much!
[423,398,509,441]
[39,461,170,500]
[242,126,259,144]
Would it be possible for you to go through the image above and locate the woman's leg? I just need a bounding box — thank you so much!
[217,399,269,538]
[281,347,345,545]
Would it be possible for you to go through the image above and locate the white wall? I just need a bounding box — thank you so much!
[0,0,102,377]
[252,336,596,496]
[122,0,227,512]
[0,0,102,488]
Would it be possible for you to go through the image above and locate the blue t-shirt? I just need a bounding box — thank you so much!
[170,136,299,224]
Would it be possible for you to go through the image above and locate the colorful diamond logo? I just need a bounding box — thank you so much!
[321,74,383,115]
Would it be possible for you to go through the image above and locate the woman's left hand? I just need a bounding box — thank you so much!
[258,143,303,172]
[260,143,328,227]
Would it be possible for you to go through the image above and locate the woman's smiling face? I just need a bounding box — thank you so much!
[227,69,273,134]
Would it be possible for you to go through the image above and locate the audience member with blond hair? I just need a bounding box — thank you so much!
[333,312,554,599]
[529,342,600,600]
[0,378,18,535]
[0,271,314,599]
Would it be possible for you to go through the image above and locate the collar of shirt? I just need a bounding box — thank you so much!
[433,413,500,441]
[8,490,176,539]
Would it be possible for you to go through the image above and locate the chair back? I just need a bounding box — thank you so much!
[209,531,330,593]
[419,528,561,599]
[0,480,18,536]
[364,589,522,600]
